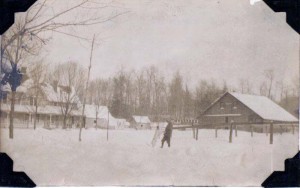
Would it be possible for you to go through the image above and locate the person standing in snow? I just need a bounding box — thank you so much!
[151,125,162,147]
[161,120,173,148]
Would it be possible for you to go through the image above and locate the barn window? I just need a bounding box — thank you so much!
[220,102,225,109]
[248,115,255,122]
[232,102,237,110]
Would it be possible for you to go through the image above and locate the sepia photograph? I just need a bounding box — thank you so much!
[0,0,299,186]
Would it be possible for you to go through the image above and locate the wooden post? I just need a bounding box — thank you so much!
[196,128,199,140]
[266,125,268,136]
[6,112,9,128]
[270,121,273,144]
[27,114,31,128]
[292,124,295,135]
[279,125,282,135]
[229,121,233,143]
[107,110,109,141]
[250,125,253,137]
[192,124,195,139]
[79,34,95,142]
[215,127,218,138]
[235,124,237,137]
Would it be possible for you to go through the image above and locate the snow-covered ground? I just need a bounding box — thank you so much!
[0,127,298,186]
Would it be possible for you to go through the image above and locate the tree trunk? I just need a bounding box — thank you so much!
[95,113,98,130]
[34,103,38,129]
[63,114,67,129]
[9,91,16,139]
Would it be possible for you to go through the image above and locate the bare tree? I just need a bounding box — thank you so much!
[52,62,86,129]
[1,0,127,138]
[27,60,48,129]
[238,79,247,94]
[259,81,268,96]
[263,69,275,98]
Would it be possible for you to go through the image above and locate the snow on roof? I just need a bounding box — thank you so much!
[132,116,151,124]
[83,104,128,126]
[41,83,60,102]
[229,92,298,122]
[41,83,81,104]
[83,104,109,119]
[16,79,33,93]
[1,104,80,116]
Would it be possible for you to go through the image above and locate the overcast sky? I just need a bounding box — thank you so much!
[37,0,299,92]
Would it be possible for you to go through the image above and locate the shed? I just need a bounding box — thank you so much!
[131,116,151,129]
[83,104,128,129]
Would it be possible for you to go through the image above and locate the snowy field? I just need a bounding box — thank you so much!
[0,127,298,186]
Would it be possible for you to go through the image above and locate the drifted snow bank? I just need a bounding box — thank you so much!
[0,128,298,186]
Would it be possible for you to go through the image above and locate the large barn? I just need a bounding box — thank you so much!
[199,92,298,132]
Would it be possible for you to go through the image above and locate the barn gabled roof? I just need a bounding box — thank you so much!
[228,92,298,122]
[202,92,298,122]
[132,116,151,124]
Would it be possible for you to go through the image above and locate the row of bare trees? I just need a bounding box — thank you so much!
[84,66,227,120]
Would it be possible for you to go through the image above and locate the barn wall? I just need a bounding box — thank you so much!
[200,93,263,126]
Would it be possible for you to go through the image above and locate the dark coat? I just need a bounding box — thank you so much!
[164,123,173,138]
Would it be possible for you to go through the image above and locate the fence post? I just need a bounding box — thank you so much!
[229,121,233,143]
[280,125,282,135]
[215,127,218,138]
[251,124,253,137]
[292,124,295,134]
[192,124,195,139]
[266,125,268,136]
[270,121,273,144]
[196,128,199,140]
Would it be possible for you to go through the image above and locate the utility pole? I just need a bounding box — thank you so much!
[107,109,109,141]
[79,34,95,141]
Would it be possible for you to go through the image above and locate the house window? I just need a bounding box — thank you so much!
[220,102,225,109]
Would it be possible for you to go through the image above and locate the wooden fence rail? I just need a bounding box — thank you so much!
[174,121,298,145]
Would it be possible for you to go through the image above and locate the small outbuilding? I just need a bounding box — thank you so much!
[83,104,129,129]
[130,116,151,129]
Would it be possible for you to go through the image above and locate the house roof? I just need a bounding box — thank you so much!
[228,92,298,122]
[132,116,151,124]
[41,83,81,104]
[82,104,127,126]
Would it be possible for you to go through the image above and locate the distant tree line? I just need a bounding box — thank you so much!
[84,66,299,120]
